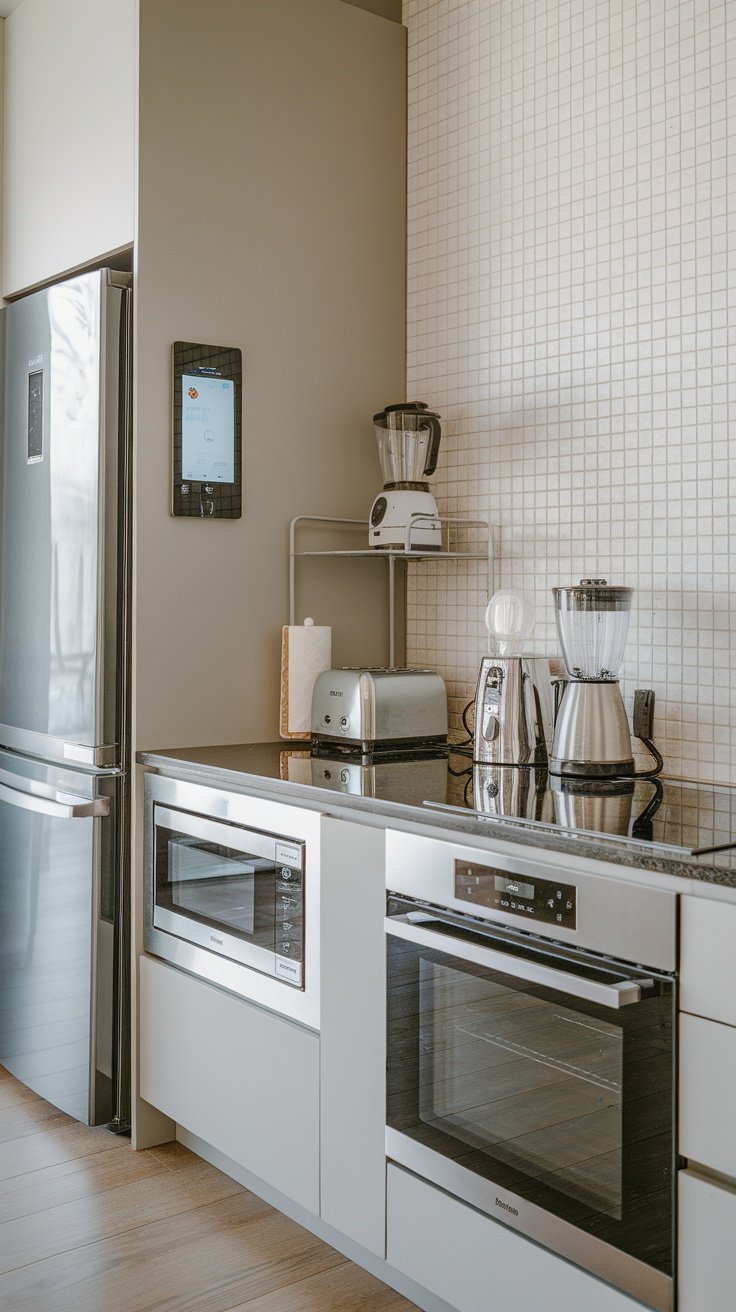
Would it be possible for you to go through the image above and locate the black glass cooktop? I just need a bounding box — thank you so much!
[280,744,736,857]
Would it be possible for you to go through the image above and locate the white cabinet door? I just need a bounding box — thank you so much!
[386,1166,650,1312]
[4,0,135,296]
[679,1170,736,1311]
[680,1013,736,1177]
[139,956,319,1213]
[680,897,736,1027]
[319,819,386,1257]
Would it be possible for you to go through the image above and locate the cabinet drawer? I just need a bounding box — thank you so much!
[386,1165,648,1312]
[139,956,319,1213]
[678,1170,736,1311]
[680,898,736,1026]
[680,1013,736,1176]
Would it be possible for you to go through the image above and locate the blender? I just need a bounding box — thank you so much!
[369,402,442,549]
[550,579,637,777]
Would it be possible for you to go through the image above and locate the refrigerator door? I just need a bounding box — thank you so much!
[0,750,119,1124]
[0,270,131,769]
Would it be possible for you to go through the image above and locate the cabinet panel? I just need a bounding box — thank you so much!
[386,1165,648,1312]
[4,0,135,296]
[680,1013,736,1177]
[680,897,736,1027]
[320,819,386,1256]
[139,956,319,1213]
[678,1170,736,1312]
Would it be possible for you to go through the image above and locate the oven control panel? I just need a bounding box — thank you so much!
[454,860,577,929]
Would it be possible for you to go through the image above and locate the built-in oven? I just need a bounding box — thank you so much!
[144,773,321,1028]
[385,829,678,1312]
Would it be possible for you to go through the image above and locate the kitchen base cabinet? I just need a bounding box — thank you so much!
[139,956,319,1213]
[680,1012,736,1178]
[678,1170,736,1311]
[386,1165,650,1312]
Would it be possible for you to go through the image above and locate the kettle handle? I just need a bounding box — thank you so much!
[423,416,442,477]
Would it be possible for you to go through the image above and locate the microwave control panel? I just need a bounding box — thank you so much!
[454,860,577,930]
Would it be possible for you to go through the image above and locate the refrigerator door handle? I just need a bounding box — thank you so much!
[0,779,110,820]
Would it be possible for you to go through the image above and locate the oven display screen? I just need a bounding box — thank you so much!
[494,875,535,901]
[454,860,577,929]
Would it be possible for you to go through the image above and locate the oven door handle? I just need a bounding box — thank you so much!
[386,916,647,1009]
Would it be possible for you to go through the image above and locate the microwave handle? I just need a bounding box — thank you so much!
[386,916,647,1009]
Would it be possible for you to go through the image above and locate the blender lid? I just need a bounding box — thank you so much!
[373,401,439,425]
[552,579,633,610]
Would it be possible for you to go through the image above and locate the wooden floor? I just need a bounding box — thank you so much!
[0,1066,418,1312]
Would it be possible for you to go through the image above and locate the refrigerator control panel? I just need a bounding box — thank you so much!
[171,341,243,518]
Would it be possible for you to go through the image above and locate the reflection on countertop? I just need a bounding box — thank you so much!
[137,741,736,885]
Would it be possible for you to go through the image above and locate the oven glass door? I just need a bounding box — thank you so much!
[386,899,675,1282]
[153,805,303,978]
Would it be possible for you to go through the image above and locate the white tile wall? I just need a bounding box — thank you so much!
[403,0,736,784]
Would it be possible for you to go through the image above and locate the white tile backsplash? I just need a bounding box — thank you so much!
[403,0,736,784]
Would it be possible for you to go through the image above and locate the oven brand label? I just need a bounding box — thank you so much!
[495,1197,519,1217]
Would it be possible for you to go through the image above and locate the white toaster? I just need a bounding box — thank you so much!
[310,668,448,750]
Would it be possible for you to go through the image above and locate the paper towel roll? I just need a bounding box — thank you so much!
[280,618,332,739]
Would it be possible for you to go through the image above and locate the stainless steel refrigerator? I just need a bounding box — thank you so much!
[0,269,131,1128]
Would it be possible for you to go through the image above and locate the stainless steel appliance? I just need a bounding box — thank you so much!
[473,657,554,766]
[144,773,320,1029]
[385,829,677,1312]
[369,402,442,549]
[311,667,447,750]
[551,579,639,777]
[473,589,554,767]
[0,269,131,1128]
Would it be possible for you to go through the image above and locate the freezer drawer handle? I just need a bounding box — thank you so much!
[0,780,110,820]
[386,916,647,1009]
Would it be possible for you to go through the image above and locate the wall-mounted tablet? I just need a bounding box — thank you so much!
[172,341,243,517]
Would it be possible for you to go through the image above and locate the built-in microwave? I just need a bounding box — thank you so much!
[144,773,320,1028]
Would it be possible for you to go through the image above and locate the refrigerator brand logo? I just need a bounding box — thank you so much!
[495,1197,519,1217]
[28,354,43,369]
[210,934,224,946]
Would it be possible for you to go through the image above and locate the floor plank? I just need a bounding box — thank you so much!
[226,1260,414,1311]
[0,1068,419,1312]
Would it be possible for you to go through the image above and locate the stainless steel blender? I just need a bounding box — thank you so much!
[550,579,636,777]
[369,403,442,549]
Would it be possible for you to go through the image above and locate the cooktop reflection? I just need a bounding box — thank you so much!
[279,744,736,856]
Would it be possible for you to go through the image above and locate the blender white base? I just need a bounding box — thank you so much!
[369,490,441,550]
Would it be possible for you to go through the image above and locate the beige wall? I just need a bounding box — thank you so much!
[3,0,135,296]
[133,0,406,753]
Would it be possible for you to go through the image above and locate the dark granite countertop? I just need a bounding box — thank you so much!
[137,742,736,888]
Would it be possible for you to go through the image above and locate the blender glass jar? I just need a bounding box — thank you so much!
[552,580,633,681]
